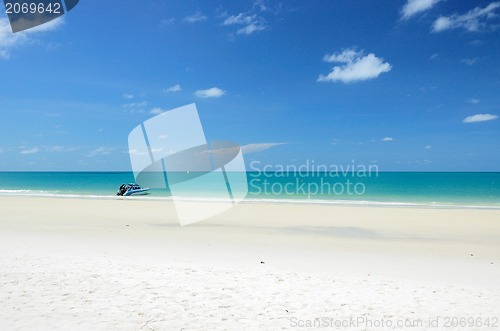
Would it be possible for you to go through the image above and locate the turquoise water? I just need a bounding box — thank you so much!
[0,172,499,208]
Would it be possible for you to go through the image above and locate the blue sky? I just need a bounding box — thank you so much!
[0,0,499,171]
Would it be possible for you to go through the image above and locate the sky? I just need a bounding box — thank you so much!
[0,0,499,171]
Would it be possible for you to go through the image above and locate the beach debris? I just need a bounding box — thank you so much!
[260,261,265,264]
[470,253,474,257]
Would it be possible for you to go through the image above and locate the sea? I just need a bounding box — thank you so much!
[0,172,499,209]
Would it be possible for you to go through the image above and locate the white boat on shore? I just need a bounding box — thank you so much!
[116,183,150,196]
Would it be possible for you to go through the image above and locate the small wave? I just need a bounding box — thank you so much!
[241,197,500,210]
[0,189,174,201]
[0,189,36,194]
[0,189,105,199]
[1,189,499,209]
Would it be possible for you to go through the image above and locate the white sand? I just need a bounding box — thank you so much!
[1,197,499,330]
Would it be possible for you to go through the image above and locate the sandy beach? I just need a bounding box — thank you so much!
[1,196,499,330]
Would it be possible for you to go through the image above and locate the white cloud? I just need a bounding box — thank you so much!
[195,87,226,98]
[401,0,442,20]
[122,93,134,99]
[160,18,175,26]
[150,148,163,153]
[20,147,39,155]
[467,98,480,104]
[432,17,453,32]
[223,14,256,25]
[222,12,266,35]
[150,107,167,115]
[425,145,432,149]
[322,49,358,63]
[253,0,268,12]
[125,149,148,156]
[0,49,8,59]
[183,12,207,23]
[241,143,286,154]
[381,137,394,142]
[432,2,500,32]
[318,49,392,84]
[237,23,265,35]
[461,58,477,66]
[463,113,498,123]
[46,146,77,152]
[85,147,113,157]
[123,101,147,108]
[0,16,63,59]
[0,19,26,59]
[165,84,182,93]
[123,101,148,113]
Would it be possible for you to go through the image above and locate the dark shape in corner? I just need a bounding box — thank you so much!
[64,0,78,11]
[4,0,79,33]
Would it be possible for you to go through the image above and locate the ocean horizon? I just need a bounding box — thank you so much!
[0,171,499,209]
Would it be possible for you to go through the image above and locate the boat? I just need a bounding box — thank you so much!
[116,183,150,196]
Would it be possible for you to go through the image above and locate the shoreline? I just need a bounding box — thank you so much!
[2,196,500,260]
[1,191,499,210]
